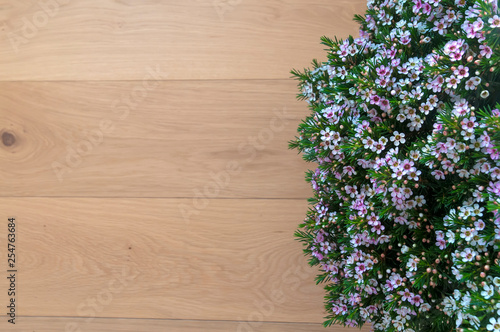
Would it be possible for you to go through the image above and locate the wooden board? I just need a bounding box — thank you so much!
[0,317,372,332]
[0,0,370,330]
[0,198,328,323]
[0,0,365,81]
[0,80,312,198]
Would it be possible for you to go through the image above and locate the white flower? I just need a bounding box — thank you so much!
[419,303,431,312]
[442,296,457,315]
[460,248,475,262]
[320,128,333,142]
[406,255,418,272]
[460,227,476,242]
[487,317,500,332]
[471,204,484,217]
[452,266,463,280]
[466,314,480,329]
[446,230,456,243]
[456,311,464,327]
[466,280,478,292]
[482,284,495,299]
[393,320,404,331]
[390,131,406,146]
[460,292,471,308]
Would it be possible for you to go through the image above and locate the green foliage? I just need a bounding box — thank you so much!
[290,1,500,331]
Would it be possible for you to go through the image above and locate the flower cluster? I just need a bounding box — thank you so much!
[290,1,500,331]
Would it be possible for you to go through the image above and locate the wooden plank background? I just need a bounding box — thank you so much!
[0,0,369,331]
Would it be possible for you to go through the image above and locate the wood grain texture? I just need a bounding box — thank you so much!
[0,0,365,81]
[1,198,327,323]
[0,0,369,330]
[0,317,372,332]
[0,80,312,198]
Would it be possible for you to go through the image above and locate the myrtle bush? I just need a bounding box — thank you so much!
[290,1,500,331]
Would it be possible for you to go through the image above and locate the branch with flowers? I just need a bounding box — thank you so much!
[290,1,500,331]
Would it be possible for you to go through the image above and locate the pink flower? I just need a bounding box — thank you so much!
[432,170,445,180]
[489,15,500,28]
[473,18,484,31]
[446,75,459,89]
[488,181,500,196]
[379,98,391,111]
[371,222,385,234]
[491,167,500,180]
[411,294,424,306]
[462,21,476,38]
[479,131,492,147]
[344,166,356,176]
[454,65,469,79]
[355,262,366,274]
[443,39,467,61]
[376,65,391,77]
[400,31,411,45]
[480,44,493,59]
[436,239,446,250]
[412,0,422,14]
[460,248,475,262]
[433,19,447,35]
[461,117,476,132]
[370,94,381,105]
[465,78,477,90]
[400,288,413,302]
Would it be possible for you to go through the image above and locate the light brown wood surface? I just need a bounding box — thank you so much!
[0,0,368,330]
[0,80,310,198]
[0,0,363,81]
[1,317,371,332]
[3,198,322,321]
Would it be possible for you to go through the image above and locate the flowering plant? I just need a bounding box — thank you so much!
[290,1,500,331]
